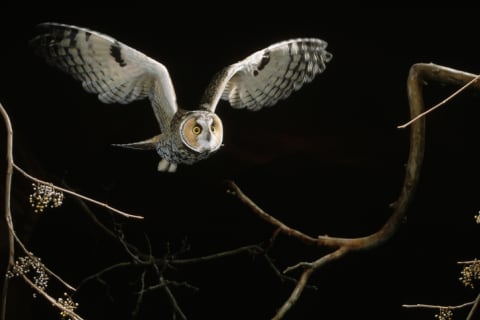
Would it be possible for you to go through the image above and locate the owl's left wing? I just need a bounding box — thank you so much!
[200,38,332,112]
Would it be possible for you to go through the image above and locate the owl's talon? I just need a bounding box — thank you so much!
[157,159,177,172]
[167,163,177,172]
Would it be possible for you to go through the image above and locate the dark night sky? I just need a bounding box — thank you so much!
[1,6,480,320]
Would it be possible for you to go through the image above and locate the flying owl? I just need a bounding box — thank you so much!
[30,22,333,172]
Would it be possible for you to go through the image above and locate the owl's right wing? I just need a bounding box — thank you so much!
[200,38,332,112]
[30,22,178,132]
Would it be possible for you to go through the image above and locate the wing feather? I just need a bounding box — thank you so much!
[30,22,178,131]
[201,38,332,112]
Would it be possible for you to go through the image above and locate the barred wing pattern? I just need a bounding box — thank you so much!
[30,22,178,131]
[201,38,332,112]
[31,24,333,171]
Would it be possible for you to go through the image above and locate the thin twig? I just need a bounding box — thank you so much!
[171,244,264,265]
[65,180,121,237]
[282,262,313,274]
[161,277,188,320]
[76,261,133,290]
[140,280,199,294]
[132,270,147,317]
[44,264,77,292]
[117,228,145,265]
[398,67,480,128]
[67,187,145,260]
[263,254,317,290]
[402,302,475,309]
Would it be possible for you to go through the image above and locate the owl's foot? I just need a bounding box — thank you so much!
[157,159,177,172]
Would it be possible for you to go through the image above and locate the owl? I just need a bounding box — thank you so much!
[30,22,333,172]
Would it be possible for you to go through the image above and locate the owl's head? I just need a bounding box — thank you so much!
[179,111,223,153]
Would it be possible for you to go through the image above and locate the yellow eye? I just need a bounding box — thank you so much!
[192,125,202,135]
[210,125,215,132]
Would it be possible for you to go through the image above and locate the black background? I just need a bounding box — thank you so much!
[1,6,480,320]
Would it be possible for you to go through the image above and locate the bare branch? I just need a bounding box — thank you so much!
[13,164,144,220]
[140,280,199,294]
[458,260,479,264]
[132,270,147,317]
[402,302,476,310]
[225,183,318,245]
[77,261,133,291]
[171,244,264,265]
[0,102,16,320]
[263,254,316,290]
[161,277,188,320]
[273,247,349,319]
[66,187,147,262]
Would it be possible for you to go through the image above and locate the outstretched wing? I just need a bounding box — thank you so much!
[200,38,332,112]
[30,22,178,132]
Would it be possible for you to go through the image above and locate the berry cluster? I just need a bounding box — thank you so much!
[58,292,79,320]
[459,259,480,288]
[435,307,452,320]
[6,255,49,295]
[29,182,64,213]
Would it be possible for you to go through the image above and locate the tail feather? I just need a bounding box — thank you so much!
[112,135,161,150]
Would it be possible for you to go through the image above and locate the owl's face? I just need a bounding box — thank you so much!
[179,111,223,153]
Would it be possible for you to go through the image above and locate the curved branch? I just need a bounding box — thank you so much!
[230,64,480,254]
[227,77,423,249]
[227,62,432,318]
[313,61,427,250]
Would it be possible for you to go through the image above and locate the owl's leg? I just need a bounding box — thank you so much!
[157,159,177,172]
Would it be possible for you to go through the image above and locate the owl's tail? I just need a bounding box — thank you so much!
[112,135,160,150]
